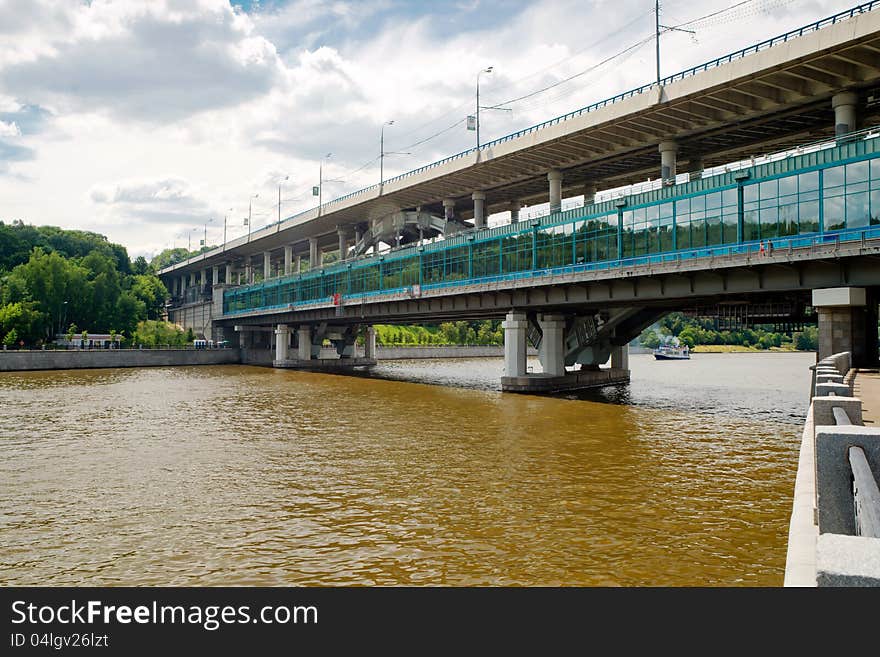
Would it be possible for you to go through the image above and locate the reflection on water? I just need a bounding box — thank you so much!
[0,353,811,586]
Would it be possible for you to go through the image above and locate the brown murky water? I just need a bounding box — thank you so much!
[0,353,812,586]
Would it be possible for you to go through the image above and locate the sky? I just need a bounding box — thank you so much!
[0,0,868,259]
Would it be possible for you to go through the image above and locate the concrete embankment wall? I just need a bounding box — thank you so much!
[376,345,534,359]
[0,349,240,372]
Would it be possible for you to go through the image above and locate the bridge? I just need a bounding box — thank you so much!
[160,2,880,391]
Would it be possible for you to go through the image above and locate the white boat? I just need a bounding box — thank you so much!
[653,343,690,360]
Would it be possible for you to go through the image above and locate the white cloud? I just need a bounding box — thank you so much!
[0,119,20,137]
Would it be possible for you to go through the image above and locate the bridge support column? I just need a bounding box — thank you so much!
[509,200,521,223]
[284,245,293,275]
[225,263,233,285]
[538,314,566,376]
[503,311,528,377]
[611,343,629,370]
[309,237,321,269]
[814,287,878,368]
[294,253,302,274]
[212,265,219,286]
[548,169,562,214]
[263,252,271,280]
[832,92,858,137]
[337,227,349,259]
[274,324,290,361]
[245,262,254,285]
[472,191,486,229]
[583,182,597,206]
[364,326,376,360]
[659,140,678,185]
[298,326,312,361]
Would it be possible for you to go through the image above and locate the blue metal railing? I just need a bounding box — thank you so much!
[221,130,880,315]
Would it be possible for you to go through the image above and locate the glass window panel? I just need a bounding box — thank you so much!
[743,184,758,203]
[871,158,880,181]
[824,196,845,231]
[760,207,779,238]
[659,202,673,218]
[723,188,738,208]
[760,180,777,200]
[779,204,798,236]
[799,200,819,234]
[676,198,690,215]
[846,192,870,229]
[871,190,880,226]
[824,165,845,190]
[846,161,869,186]
[744,210,760,241]
[779,175,798,197]
[705,192,721,210]
[799,170,819,192]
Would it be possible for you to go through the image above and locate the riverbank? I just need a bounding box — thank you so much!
[0,348,239,372]
[692,344,804,354]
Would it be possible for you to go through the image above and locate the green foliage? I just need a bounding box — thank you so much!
[150,247,201,270]
[0,222,164,346]
[0,301,43,344]
[638,311,808,351]
[3,327,18,347]
[794,326,818,351]
[374,320,503,346]
[131,320,186,347]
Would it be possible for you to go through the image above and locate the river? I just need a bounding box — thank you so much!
[0,352,812,586]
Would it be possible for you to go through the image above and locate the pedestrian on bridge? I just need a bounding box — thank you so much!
[759,240,765,256]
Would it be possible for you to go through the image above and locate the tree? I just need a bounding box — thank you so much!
[3,327,18,347]
[129,274,168,320]
[132,256,150,275]
[0,301,43,344]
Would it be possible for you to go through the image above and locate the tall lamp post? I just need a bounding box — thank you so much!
[223,207,233,247]
[476,66,493,149]
[317,153,332,216]
[380,120,394,184]
[247,193,259,241]
[278,175,289,228]
[202,218,213,249]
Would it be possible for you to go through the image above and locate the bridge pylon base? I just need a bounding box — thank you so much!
[501,367,629,394]
[273,357,377,371]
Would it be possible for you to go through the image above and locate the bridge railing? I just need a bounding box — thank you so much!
[786,353,880,586]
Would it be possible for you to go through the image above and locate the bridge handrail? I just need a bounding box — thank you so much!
[849,446,880,538]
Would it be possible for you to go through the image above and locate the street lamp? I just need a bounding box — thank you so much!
[188,227,199,252]
[278,175,289,227]
[476,66,493,149]
[317,153,332,216]
[202,218,213,249]
[58,300,68,339]
[223,207,233,247]
[247,193,259,241]
[380,120,393,185]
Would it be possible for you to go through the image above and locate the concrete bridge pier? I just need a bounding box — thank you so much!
[502,311,528,378]
[274,324,290,362]
[814,287,879,368]
[501,310,630,393]
[297,325,312,360]
[364,326,377,360]
[659,140,678,185]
